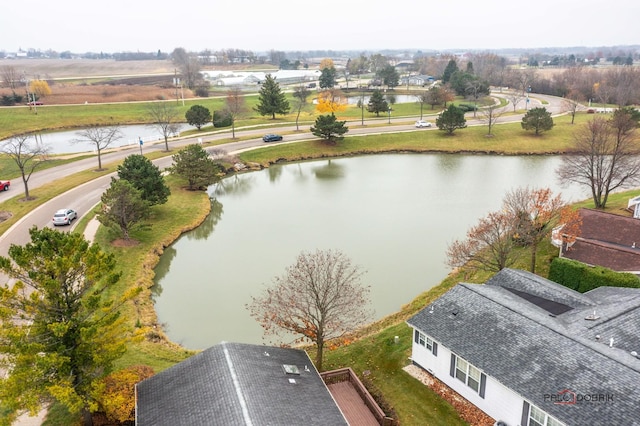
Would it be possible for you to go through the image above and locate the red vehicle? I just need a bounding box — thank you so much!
[0,180,9,191]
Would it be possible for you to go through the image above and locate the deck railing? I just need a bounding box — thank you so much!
[321,367,396,426]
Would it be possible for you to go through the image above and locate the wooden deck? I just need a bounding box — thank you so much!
[327,381,380,426]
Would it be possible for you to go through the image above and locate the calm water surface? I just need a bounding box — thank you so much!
[153,154,587,349]
[8,124,189,154]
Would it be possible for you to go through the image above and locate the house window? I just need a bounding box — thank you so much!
[529,404,565,426]
[413,330,437,356]
[450,354,486,398]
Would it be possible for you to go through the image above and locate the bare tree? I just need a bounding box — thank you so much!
[292,84,311,131]
[0,134,50,200]
[562,90,584,124]
[247,249,372,371]
[446,210,520,273]
[605,67,640,108]
[480,104,503,136]
[224,87,248,139]
[72,125,123,170]
[509,68,537,96]
[1,65,20,90]
[557,112,640,209]
[504,89,526,112]
[171,47,202,90]
[146,102,182,151]
[415,91,428,119]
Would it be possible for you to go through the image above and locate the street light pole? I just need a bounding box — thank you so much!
[361,88,365,126]
[388,107,391,124]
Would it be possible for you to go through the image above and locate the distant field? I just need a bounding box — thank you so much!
[4,58,176,79]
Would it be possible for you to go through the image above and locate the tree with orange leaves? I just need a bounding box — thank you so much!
[247,249,372,371]
[446,210,521,273]
[447,186,580,274]
[503,186,580,273]
[319,58,334,70]
[315,88,347,114]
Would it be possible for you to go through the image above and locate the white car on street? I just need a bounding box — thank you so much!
[52,208,77,226]
[415,120,432,128]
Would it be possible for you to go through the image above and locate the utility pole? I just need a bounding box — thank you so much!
[174,69,180,104]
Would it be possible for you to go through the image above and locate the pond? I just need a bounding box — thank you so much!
[6,124,189,154]
[152,154,587,350]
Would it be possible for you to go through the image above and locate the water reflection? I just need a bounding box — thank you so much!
[312,159,345,180]
[151,245,176,298]
[185,198,224,241]
[435,154,463,173]
[213,174,256,197]
[267,165,283,183]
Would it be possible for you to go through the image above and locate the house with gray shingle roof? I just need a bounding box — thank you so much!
[407,268,640,426]
[135,342,348,426]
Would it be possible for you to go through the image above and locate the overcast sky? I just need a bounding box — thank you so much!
[3,0,639,54]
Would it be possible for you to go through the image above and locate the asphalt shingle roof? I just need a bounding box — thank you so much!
[563,209,640,272]
[407,269,640,426]
[136,342,348,426]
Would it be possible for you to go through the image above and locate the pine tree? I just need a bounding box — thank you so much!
[0,227,141,425]
[310,113,349,143]
[436,105,467,135]
[367,90,388,117]
[521,107,554,136]
[254,74,290,119]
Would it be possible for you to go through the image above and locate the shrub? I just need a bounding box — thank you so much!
[1,93,23,106]
[548,257,640,292]
[457,104,477,112]
[213,110,232,128]
[93,365,155,424]
[194,87,209,97]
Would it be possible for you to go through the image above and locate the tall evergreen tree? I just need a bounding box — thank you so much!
[319,67,337,89]
[254,74,290,119]
[170,144,224,190]
[442,59,459,83]
[377,64,400,88]
[117,154,170,206]
[98,179,151,240]
[436,105,467,135]
[367,90,389,117]
[0,227,140,425]
[310,113,349,143]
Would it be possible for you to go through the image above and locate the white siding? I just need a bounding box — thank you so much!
[410,328,526,426]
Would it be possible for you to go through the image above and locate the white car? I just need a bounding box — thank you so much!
[415,120,432,128]
[52,208,77,226]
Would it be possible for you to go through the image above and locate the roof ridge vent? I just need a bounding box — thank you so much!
[585,310,600,321]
